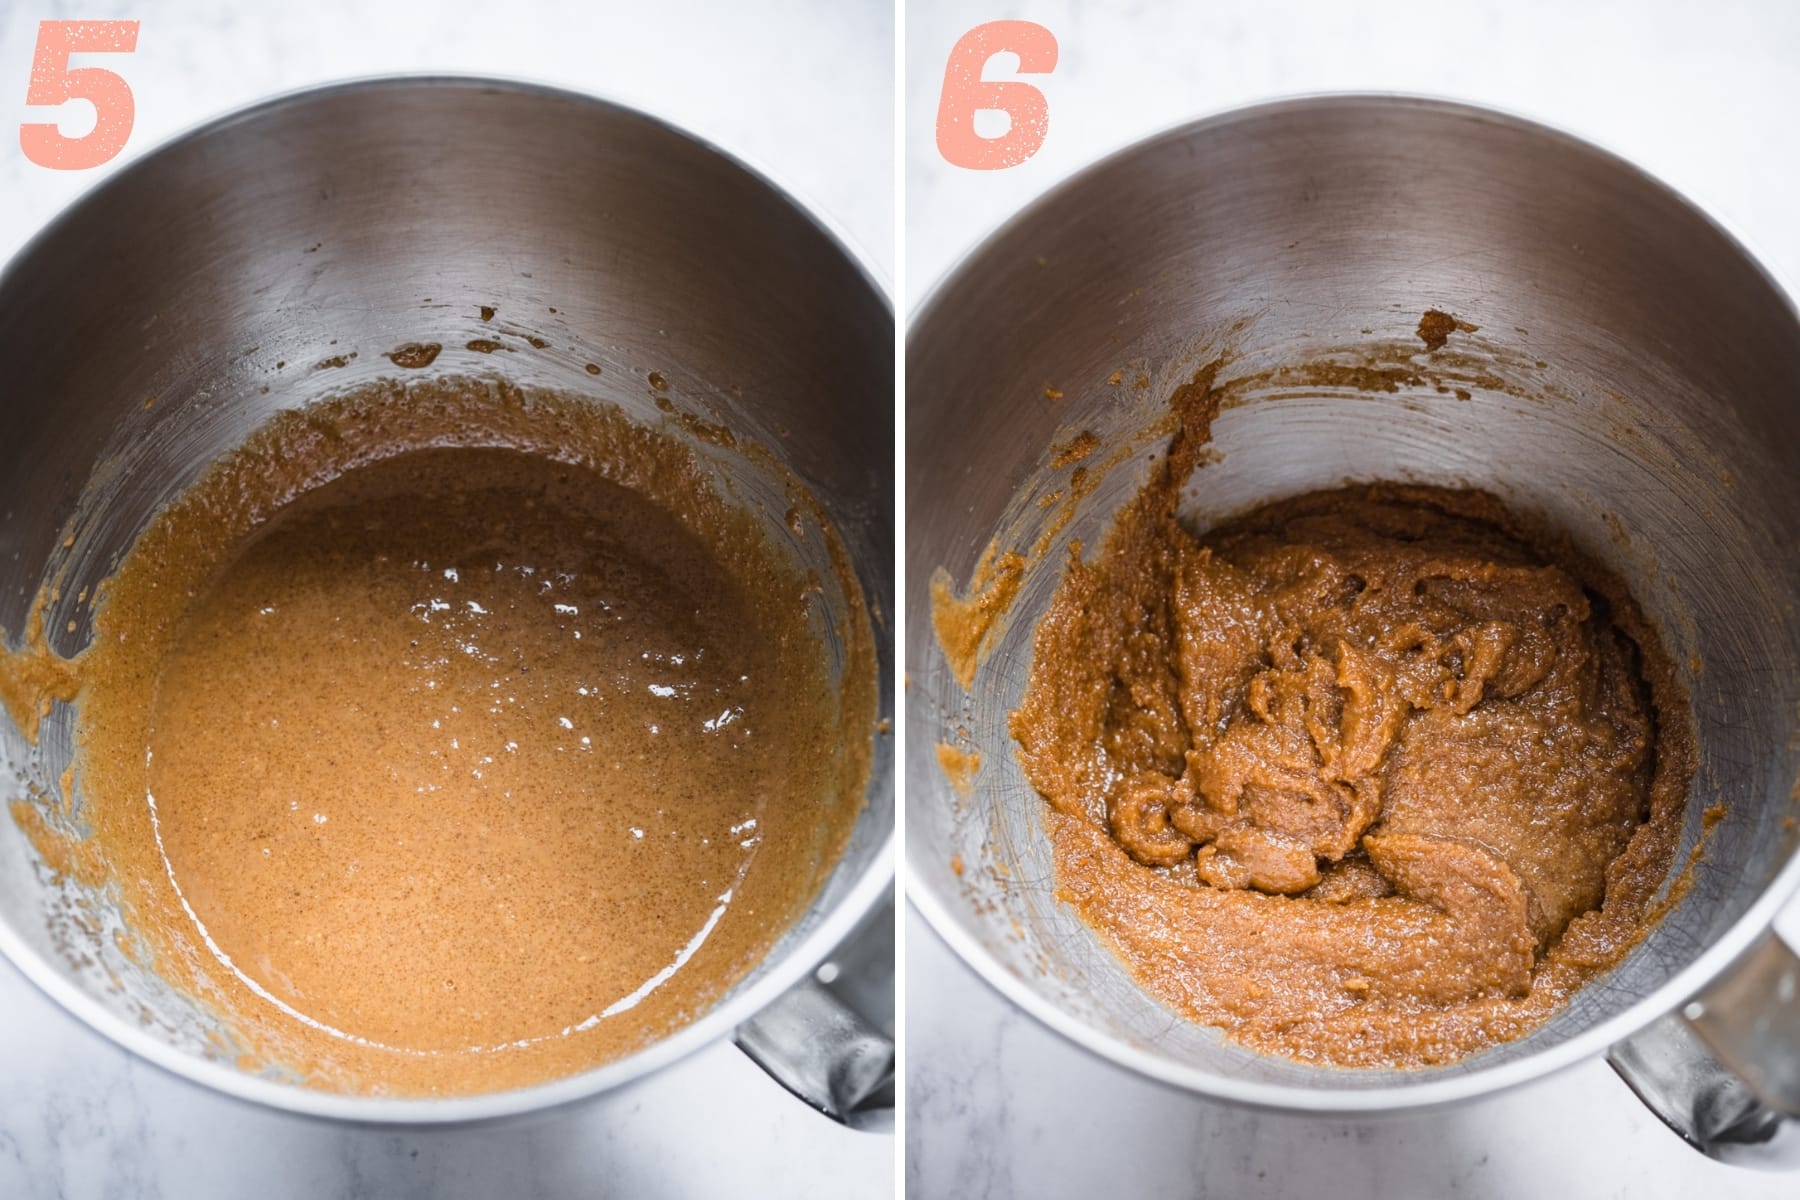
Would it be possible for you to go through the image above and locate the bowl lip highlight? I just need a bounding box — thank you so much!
[0,73,896,1127]
[903,90,1800,1116]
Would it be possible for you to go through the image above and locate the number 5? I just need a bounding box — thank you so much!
[20,20,141,170]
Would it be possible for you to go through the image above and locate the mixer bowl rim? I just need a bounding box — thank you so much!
[903,91,1800,1115]
[0,73,897,1127]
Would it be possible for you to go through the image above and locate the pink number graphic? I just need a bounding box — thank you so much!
[936,20,1059,170]
[20,20,141,170]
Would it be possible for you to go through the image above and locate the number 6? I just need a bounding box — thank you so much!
[20,20,141,171]
[936,21,1059,171]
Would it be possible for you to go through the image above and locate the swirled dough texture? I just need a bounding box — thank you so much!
[1011,369,1692,1067]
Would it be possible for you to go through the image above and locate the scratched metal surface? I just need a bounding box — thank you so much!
[0,80,894,1124]
[906,98,1800,1104]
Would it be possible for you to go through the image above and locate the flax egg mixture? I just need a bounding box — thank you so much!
[3,378,876,1095]
[1008,365,1693,1067]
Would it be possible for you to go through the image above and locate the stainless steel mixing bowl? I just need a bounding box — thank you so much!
[906,96,1800,1165]
[0,78,893,1125]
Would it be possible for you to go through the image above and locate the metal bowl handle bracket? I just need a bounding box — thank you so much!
[735,976,894,1129]
[1609,932,1800,1168]
[733,897,894,1130]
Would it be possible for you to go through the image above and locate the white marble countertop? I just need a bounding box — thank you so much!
[904,1,1800,1196]
[905,907,1797,1198]
[0,2,893,1197]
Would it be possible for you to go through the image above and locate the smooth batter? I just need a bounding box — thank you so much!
[8,377,876,1095]
[1010,365,1693,1067]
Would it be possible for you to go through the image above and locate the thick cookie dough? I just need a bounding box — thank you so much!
[1010,366,1693,1068]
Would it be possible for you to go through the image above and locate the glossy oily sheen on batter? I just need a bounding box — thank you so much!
[20,378,876,1096]
[1010,366,1693,1068]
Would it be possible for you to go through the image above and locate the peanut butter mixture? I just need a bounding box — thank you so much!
[1011,367,1692,1067]
[6,378,876,1095]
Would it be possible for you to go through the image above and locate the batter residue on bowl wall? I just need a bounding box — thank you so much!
[1,377,877,1096]
[1008,362,1694,1068]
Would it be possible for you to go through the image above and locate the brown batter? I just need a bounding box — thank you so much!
[6,377,876,1095]
[1010,364,1693,1067]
